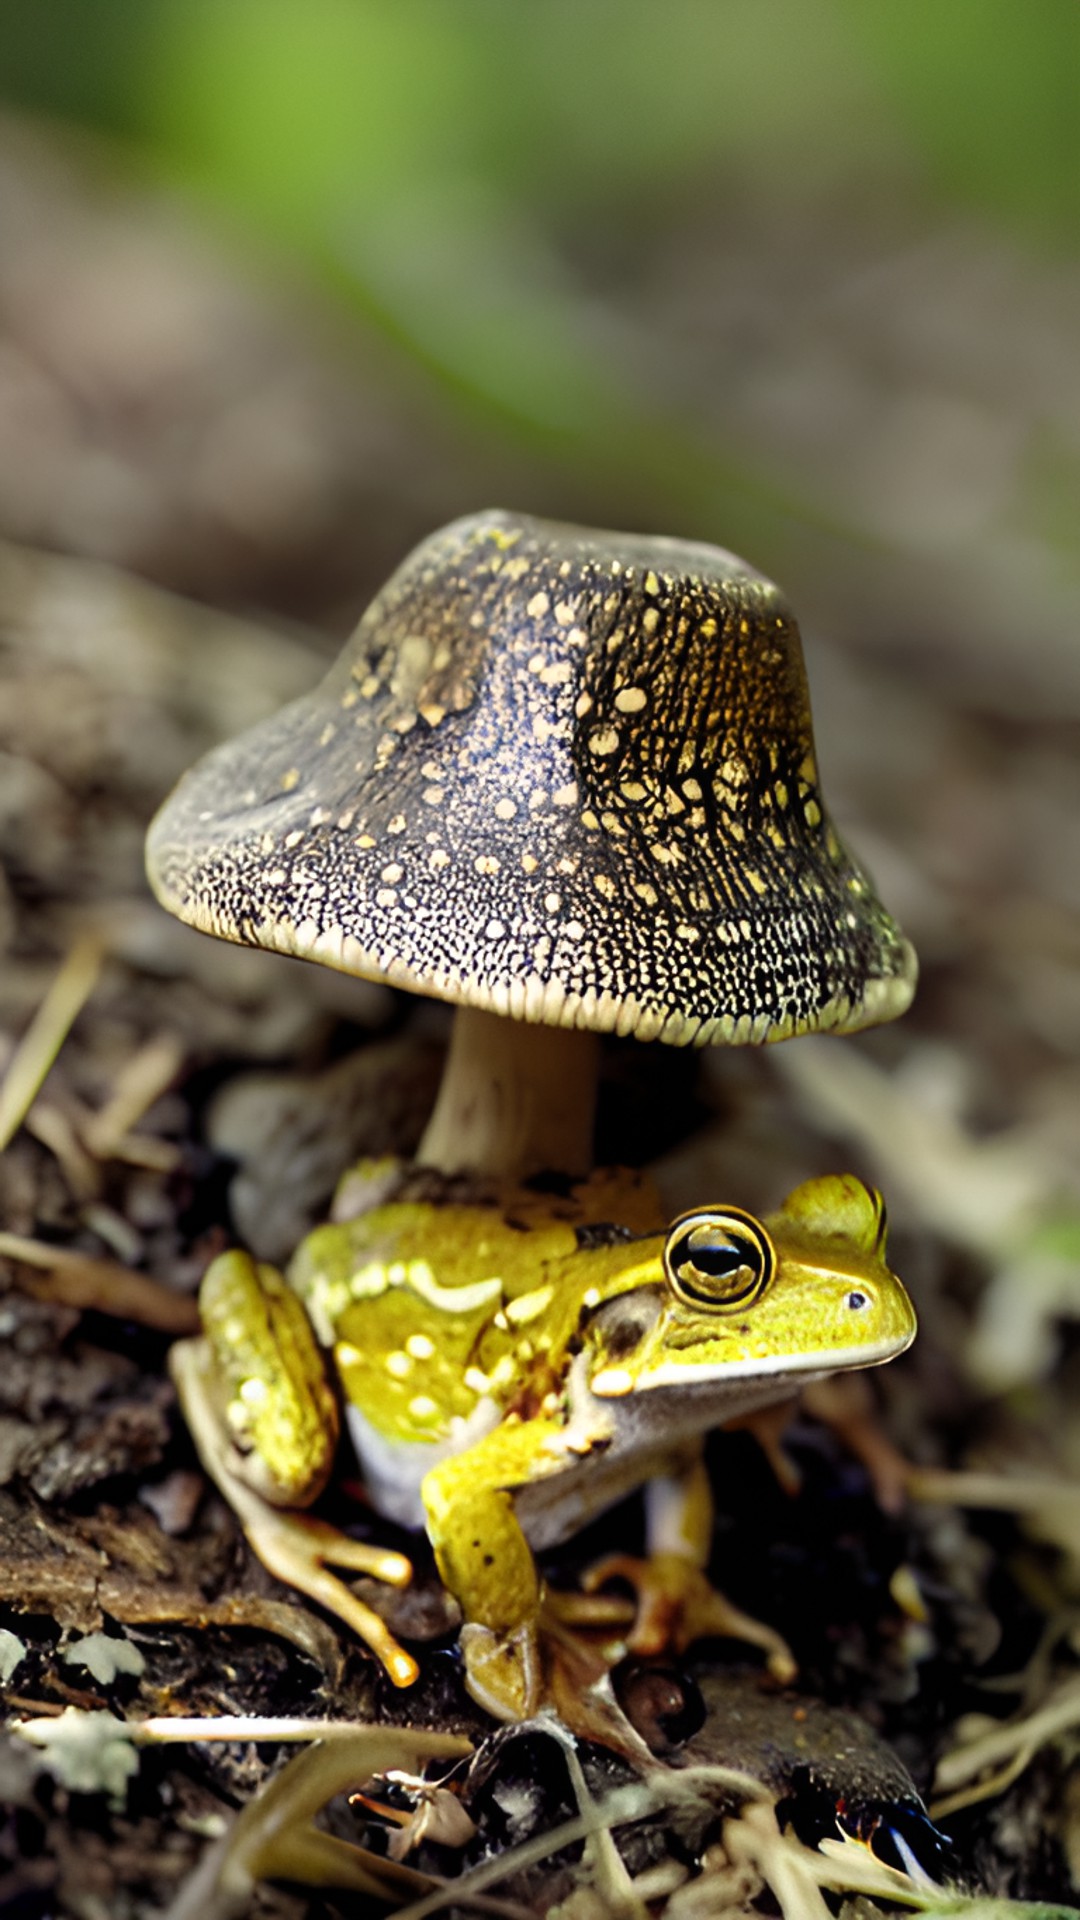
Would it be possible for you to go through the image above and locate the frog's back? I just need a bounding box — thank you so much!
[289,1197,628,1445]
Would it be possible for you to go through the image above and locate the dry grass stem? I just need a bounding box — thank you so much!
[81,1031,185,1160]
[0,934,104,1153]
[0,1230,199,1333]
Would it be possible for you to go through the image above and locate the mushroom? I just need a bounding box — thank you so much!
[146,510,916,1180]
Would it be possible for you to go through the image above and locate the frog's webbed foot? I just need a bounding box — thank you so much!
[460,1592,653,1746]
[244,1503,419,1689]
[582,1550,797,1685]
[171,1336,418,1689]
[458,1619,544,1723]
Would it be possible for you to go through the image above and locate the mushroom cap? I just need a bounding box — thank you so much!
[146,510,916,1046]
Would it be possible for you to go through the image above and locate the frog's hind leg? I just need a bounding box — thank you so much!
[583,1448,797,1684]
[171,1337,419,1688]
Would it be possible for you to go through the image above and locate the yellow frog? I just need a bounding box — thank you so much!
[171,1167,916,1721]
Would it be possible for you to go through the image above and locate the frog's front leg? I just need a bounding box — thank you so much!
[584,1447,797,1684]
[421,1419,567,1721]
[175,1252,418,1688]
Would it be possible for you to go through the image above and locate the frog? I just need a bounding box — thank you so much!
[170,1165,916,1722]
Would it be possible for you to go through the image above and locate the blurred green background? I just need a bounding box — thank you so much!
[2,0,1079,640]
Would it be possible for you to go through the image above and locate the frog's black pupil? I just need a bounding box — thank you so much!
[688,1239,753,1280]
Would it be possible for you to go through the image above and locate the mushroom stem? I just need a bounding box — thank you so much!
[416,1006,599,1179]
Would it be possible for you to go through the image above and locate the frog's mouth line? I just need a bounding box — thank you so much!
[598,1335,914,1395]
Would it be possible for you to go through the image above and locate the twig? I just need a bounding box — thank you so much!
[81,1031,185,1160]
[908,1464,1080,1516]
[0,1231,199,1334]
[932,1674,1080,1803]
[0,935,104,1153]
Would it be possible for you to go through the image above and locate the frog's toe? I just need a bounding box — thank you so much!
[459,1620,542,1722]
[584,1551,797,1684]
[238,1505,419,1688]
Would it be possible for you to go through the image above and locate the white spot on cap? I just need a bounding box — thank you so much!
[540,659,571,686]
[589,727,620,756]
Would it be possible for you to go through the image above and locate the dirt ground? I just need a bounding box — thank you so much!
[1,118,1080,1917]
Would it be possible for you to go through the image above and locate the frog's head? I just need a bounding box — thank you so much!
[584,1175,916,1405]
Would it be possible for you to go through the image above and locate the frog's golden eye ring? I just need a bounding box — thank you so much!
[664,1207,775,1309]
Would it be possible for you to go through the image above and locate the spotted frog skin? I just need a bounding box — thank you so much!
[176,1167,915,1721]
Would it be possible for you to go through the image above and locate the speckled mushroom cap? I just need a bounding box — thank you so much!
[146,510,916,1046]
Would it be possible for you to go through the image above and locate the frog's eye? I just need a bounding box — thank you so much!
[664,1208,775,1309]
